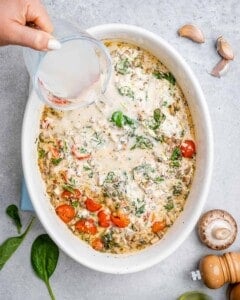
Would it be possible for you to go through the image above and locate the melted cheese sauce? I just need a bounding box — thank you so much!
[38,41,196,253]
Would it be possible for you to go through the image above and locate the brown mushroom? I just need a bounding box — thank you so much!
[197,209,237,250]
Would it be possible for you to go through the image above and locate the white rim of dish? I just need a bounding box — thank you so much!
[22,23,213,274]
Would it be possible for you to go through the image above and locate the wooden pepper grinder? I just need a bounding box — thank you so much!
[227,283,240,300]
[192,252,240,289]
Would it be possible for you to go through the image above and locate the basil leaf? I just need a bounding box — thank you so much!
[31,234,59,300]
[6,204,22,234]
[0,217,34,270]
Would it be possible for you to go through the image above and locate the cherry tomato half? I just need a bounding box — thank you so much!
[85,198,102,212]
[75,218,97,234]
[180,140,196,158]
[98,210,110,228]
[55,204,75,223]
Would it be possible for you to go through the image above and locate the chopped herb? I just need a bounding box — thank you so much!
[83,165,94,179]
[79,147,87,153]
[83,165,92,171]
[134,199,146,216]
[92,132,104,146]
[153,71,176,85]
[154,176,164,183]
[170,147,182,168]
[38,149,46,159]
[69,177,76,186]
[88,172,93,178]
[147,109,166,131]
[154,135,165,143]
[172,183,182,196]
[51,158,63,166]
[162,101,168,107]
[104,171,115,183]
[180,130,185,137]
[63,140,68,152]
[171,147,182,161]
[71,201,78,208]
[115,58,130,75]
[111,111,134,128]
[118,86,134,99]
[102,232,116,250]
[164,200,174,211]
[170,161,180,168]
[131,135,153,150]
[62,184,75,193]
[132,164,155,182]
[135,204,145,216]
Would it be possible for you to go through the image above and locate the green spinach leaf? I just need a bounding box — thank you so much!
[117,86,134,99]
[31,234,59,300]
[51,158,63,166]
[6,204,22,234]
[115,58,130,75]
[111,111,134,128]
[153,71,176,85]
[131,135,153,150]
[0,217,34,270]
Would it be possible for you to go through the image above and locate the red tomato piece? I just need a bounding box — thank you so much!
[71,145,91,160]
[55,204,75,223]
[75,219,97,234]
[98,210,110,228]
[92,238,104,251]
[61,189,81,200]
[51,147,60,158]
[152,221,166,233]
[85,198,102,212]
[180,140,196,158]
[110,213,130,228]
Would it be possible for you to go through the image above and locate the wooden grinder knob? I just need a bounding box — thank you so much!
[199,252,240,289]
[228,283,240,300]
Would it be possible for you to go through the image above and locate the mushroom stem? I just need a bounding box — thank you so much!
[213,228,231,240]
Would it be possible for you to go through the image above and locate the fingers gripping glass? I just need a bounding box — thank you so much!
[23,19,111,110]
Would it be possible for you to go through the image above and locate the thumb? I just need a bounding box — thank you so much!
[9,24,61,51]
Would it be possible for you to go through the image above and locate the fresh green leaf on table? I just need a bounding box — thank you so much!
[6,204,22,234]
[0,217,34,270]
[31,234,59,300]
[178,291,211,300]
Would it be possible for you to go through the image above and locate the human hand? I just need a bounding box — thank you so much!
[0,0,61,50]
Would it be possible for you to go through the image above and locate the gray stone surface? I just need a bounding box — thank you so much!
[0,0,239,299]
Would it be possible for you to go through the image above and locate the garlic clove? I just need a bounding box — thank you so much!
[217,36,234,60]
[178,24,205,43]
[211,59,229,78]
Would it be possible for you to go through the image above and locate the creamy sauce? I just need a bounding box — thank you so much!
[38,41,196,253]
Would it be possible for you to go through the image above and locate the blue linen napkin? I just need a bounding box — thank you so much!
[20,180,34,211]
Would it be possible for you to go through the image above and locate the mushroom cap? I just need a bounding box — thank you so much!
[198,209,237,250]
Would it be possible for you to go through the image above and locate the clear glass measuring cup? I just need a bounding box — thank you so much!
[23,19,111,110]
